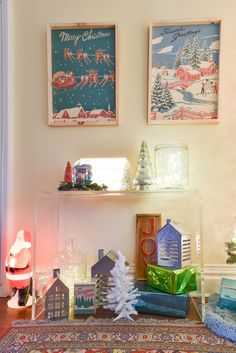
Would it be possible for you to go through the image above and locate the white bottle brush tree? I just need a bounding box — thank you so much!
[103,251,140,321]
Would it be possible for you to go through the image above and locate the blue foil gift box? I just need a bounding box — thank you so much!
[134,280,190,318]
[219,277,236,312]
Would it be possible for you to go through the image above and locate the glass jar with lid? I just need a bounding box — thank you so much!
[154,143,189,189]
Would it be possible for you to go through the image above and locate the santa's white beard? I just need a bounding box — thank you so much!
[10,239,31,255]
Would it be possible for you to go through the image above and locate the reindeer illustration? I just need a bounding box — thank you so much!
[94,49,113,65]
[100,71,115,86]
[77,49,90,64]
[78,70,99,89]
[64,48,75,62]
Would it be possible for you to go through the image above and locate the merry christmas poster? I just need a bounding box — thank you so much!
[48,24,118,126]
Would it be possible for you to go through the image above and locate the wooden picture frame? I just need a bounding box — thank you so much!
[47,23,118,126]
[136,214,162,280]
[148,19,221,124]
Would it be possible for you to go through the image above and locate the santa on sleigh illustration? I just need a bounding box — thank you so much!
[5,230,33,308]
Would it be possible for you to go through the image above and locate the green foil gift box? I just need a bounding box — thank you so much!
[147,264,197,294]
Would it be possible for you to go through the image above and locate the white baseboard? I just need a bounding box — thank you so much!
[203,264,236,295]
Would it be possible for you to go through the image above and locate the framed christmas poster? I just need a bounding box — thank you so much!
[47,23,118,126]
[148,19,221,124]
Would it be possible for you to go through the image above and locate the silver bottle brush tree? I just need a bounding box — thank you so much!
[133,140,154,190]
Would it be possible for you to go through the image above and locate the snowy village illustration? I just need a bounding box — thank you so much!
[48,24,117,126]
[148,21,220,123]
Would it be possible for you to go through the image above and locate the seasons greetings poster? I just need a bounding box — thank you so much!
[48,25,117,126]
[149,22,220,123]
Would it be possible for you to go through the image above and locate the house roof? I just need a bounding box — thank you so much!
[199,61,216,69]
[178,65,192,71]
[158,219,185,235]
[43,276,68,295]
[90,109,106,115]
[57,106,86,118]
[91,249,130,277]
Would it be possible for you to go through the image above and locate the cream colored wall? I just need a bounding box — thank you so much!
[10,0,236,268]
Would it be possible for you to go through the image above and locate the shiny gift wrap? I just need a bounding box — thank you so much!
[147,264,197,294]
[135,280,189,318]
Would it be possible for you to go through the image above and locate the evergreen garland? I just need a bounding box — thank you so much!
[225,241,236,264]
[58,181,108,191]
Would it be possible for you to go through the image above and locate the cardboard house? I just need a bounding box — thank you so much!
[157,219,191,269]
[43,277,69,320]
[91,249,119,278]
[91,249,129,307]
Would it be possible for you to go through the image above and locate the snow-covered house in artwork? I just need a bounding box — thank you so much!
[176,65,201,81]
[88,109,111,119]
[43,277,69,320]
[198,60,217,77]
[56,104,87,120]
[157,219,191,269]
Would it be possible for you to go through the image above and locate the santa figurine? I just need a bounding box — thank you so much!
[5,230,33,308]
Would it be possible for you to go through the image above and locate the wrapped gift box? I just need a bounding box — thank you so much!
[147,264,197,294]
[135,280,189,318]
[219,277,236,312]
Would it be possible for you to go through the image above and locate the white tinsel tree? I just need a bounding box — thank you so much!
[103,251,139,321]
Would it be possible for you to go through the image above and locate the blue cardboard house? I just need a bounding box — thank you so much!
[157,219,191,269]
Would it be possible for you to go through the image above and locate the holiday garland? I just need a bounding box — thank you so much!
[225,240,236,264]
[58,181,108,191]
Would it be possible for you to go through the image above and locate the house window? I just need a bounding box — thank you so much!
[55,302,61,309]
[55,310,60,318]
[48,303,54,310]
[47,311,52,319]
[55,293,61,300]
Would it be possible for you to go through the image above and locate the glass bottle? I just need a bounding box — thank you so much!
[154,143,189,189]
[53,238,87,303]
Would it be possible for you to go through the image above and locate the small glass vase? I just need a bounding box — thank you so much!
[154,143,189,189]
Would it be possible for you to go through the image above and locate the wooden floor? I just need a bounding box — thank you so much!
[0,297,201,337]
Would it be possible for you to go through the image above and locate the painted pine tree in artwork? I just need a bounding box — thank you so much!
[191,34,201,69]
[181,38,192,64]
[173,48,182,70]
[201,40,209,61]
[162,83,175,111]
[151,73,165,112]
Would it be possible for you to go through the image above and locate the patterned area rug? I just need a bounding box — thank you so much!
[0,320,236,353]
